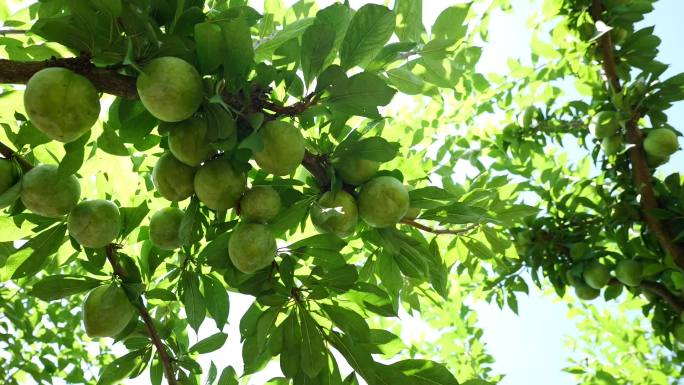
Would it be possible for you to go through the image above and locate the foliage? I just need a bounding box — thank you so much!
[0,0,682,384]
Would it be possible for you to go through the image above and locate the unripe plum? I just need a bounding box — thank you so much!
[0,159,18,194]
[82,284,136,338]
[21,164,81,218]
[334,158,380,186]
[167,117,216,166]
[589,111,619,139]
[152,153,196,202]
[240,186,281,224]
[310,190,358,237]
[253,120,305,176]
[358,176,409,228]
[644,128,678,158]
[601,135,623,156]
[194,158,246,211]
[24,67,100,142]
[573,281,600,301]
[228,223,277,273]
[136,57,203,122]
[582,261,611,289]
[615,259,642,287]
[149,207,185,250]
[68,200,121,248]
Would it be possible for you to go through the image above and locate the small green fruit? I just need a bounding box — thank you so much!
[83,284,136,338]
[574,281,600,301]
[565,269,580,286]
[0,159,18,194]
[167,117,216,166]
[194,159,246,211]
[149,207,184,250]
[569,243,589,261]
[334,158,380,186]
[517,106,538,129]
[402,185,420,219]
[68,200,121,248]
[152,153,196,202]
[310,190,359,237]
[21,164,81,218]
[24,67,100,142]
[228,223,277,273]
[615,259,642,287]
[253,120,305,176]
[611,27,628,45]
[589,111,620,139]
[582,261,611,289]
[358,176,409,228]
[601,135,623,156]
[136,57,203,122]
[239,186,281,224]
[615,259,643,286]
[643,128,679,158]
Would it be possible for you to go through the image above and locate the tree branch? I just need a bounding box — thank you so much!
[0,29,28,35]
[609,277,684,313]
[401,218,478,235]
[590,0,684,270]
[0,140,33,170]
[104,244,178,385]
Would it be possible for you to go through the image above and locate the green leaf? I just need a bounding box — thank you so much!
[195,22,225,74]
[179,197,203,245]
[59,132,89,176]
[28,275,102,302]
[188,332,228,354]
[299,309,327,378]
[387,67,426,95]
[201,274,230,329]
[301,23,336,86]
[495,204,540,225]
[6,223,67,280]
[333,136,399,162]
[145,288,177,301]
[389,359,458,385]
[255,18,314,62]
[217,366,239,385]
[280,311,301,378]
[328,72,396,118]
[97,124,129,156]
[219,16,254,85]
[464,239,496,260]
[394,0,424,42]
[119,202,149,239]
[327,332,377,384]
[340,4,395,69]
[321,304,370,342]
[181,271,206,332]
[96,349,146,385]
[431,4,470,41]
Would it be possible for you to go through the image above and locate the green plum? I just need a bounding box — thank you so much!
[358,176,409,228]
[21,164,81,218]
[615,259,642,287]
[602,135,623,156]
[582,261,611,289]
[24,67,100,142]
[68,200,121,248]
[194,158,246,211]
[253,120,305,176]
[646,153,669,168]
[574,281,600,301]
[334,158,380,186]
[589,111,620,139]
[136,57,203,122]
[149,207,184,250]
[152,153,196,202]
[0,159,18,194]
[167,117,216,166]
[82,284,136,338]
[228,223,277,273]
[310,190,359,237]
[239,186,281,224]
[644,128,679,157]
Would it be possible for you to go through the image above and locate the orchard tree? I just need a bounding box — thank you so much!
[0,0,682,384]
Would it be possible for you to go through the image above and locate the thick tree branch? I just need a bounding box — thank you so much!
[104,245,177,385]
[609,277,684,313]
[401,218,478,235]
[590,1,684,270]
[0,141,33,170]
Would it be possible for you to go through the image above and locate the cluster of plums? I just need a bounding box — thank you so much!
[2,56,420,337]
[589,110,680,164]
[567,259,643,300]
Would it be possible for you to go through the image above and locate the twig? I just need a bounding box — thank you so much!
[590,0,684,270]
[401,218,478,235]
[0,29,28,35]
[105,245,178,385]
[0,141,33,170]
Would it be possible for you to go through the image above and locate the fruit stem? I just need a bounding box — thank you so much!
[401,218,479,236]
[105,244,178,385]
